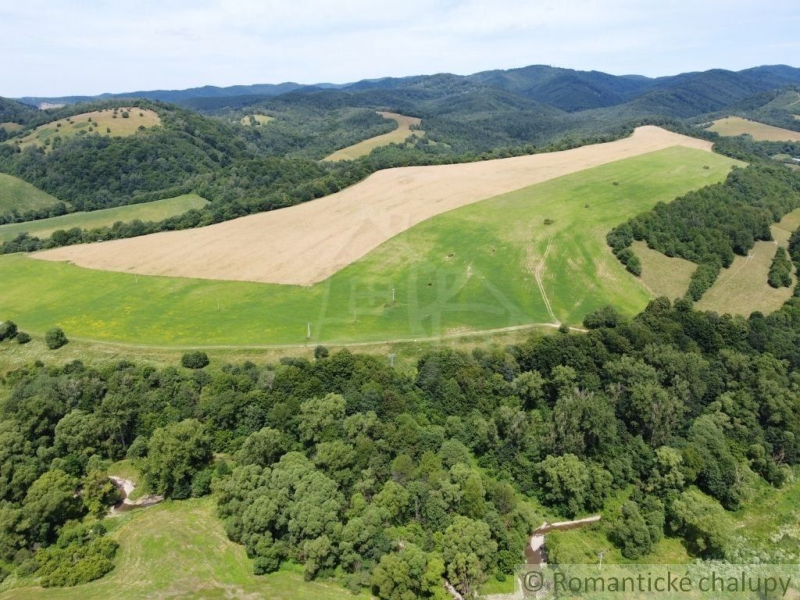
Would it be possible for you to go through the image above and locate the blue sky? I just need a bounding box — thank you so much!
[1,0,798,97]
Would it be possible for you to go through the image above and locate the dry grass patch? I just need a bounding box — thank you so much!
[324,111,423,161]
[696,209,800,316]
[13,108,160,150]
[35,126,714,286]
[633,240,696,300]
[240,114,274,126]
[0,122,23,132]
[707,116,800,142]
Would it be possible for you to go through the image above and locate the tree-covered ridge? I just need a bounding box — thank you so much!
[0,98,35,125]
[4,247,800,593]
[608,163,800,299]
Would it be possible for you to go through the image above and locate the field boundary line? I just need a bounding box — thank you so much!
[59,322,589,352]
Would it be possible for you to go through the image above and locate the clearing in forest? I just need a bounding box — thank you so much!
[0,173,64,214]
[35,126,714,286]
[0,194,208,243]
[0,498,370,600]
[324,111,423,161]
[0,146,739,346]
[12,108,161,150]
[241,114,275,126]
[0,122,23,132]
[632,240,696,300]
[707,116,800,142]
[696,209,800,316]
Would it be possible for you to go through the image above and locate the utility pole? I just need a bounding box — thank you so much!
[392,288,395,303]
[307,322,311,339]
[389,353,396,368]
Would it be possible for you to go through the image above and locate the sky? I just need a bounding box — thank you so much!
[1,0,798,98]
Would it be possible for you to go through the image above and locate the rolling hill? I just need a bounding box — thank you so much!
[0,144,739,347]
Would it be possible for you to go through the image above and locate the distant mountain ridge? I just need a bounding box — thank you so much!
[16,64,800,116]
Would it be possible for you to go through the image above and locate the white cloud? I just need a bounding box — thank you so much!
[0,0,797,96]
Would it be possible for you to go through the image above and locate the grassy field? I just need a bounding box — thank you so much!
[0,173,63,215]
[707,116,800,142]
[0,148,739,347]
[0,122,23,132]
[731,469,800,560]
[0,194,208,242]
[633,240,696,300]
[12,108,160,150]
[324,112,423,161]
[0,498,371,600]
[240,114,274,126]
[696,209,800,316]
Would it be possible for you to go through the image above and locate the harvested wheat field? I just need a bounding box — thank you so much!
[324,112,423,161]
[35,126,713,286]
[707,116,800,142]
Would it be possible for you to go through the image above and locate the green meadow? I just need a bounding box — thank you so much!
[0,147,739,347]
[0,194,208,242]
[0,498,370,600]
[0,173,63,214]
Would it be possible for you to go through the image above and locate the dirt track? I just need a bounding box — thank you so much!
[35,126,713,286]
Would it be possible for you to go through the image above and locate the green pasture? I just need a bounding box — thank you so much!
[0,173,63,215]
[0,147,739,347]
[0,194,208,242]
[0,498,370,600]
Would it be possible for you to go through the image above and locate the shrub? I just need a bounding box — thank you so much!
[16,332,31,344]
[181,351,209,369]
[314,345,329,360]
[121,111,130,119]
[45,327,68,349]
[0,320,17,341]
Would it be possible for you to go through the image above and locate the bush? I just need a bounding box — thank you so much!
[16,332,31,344]
[181,351,209,369]
[121,111,130,119]
[36,523,118,587]
[45,327,68,349]
[314,345,329,360]
[0,320,17,341]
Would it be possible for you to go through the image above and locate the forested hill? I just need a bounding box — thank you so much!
[0,97,36,124]
[19,64,800,115]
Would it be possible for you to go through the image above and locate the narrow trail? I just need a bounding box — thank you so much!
[534,237,559,325]
[714,251,756,290]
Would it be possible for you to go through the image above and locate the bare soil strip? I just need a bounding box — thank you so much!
[35,126,713,286]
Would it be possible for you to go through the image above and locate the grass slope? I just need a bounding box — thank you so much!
[0,122,23,132]
[633,240,696,300]
[0,147,738,347]
[13,108,160,150]
[0,174,63,215]
[708,116,800,142]
[0,194,208,242]
[324,112,422,161]
[696,209,800,316]
[0,498,369,600]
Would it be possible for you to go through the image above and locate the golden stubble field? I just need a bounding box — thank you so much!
[707,116,800,142]
[324,111,423,161]
[35,126,713,286]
